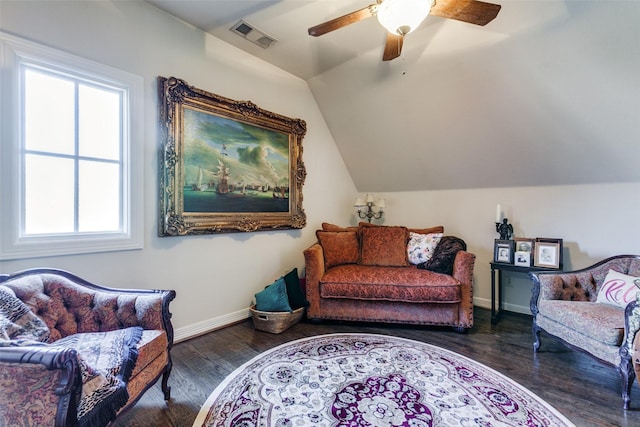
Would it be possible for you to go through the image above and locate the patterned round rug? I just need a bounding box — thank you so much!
[193,333,575,427]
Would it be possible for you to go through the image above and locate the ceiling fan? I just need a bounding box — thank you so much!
[308,0,501,61]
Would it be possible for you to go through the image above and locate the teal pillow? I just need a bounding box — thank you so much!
[255,277,292,312]
[283,268,309,309]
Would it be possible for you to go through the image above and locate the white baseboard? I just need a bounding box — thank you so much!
[173,307,251,343]
[174,300,530,343]
[473,297,530,316]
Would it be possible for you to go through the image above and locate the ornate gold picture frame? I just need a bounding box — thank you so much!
[158,76,307,236]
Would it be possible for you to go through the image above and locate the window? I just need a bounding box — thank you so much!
[1,32,143,259]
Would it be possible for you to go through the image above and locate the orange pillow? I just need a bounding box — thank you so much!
[358,222,444,235]
[322,222,359,232]
[359,225,409,267]
[409,226,444,234]
[316,230,360,269]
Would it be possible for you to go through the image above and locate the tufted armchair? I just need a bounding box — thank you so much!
[0,268,176,426]
[530,255,640,409]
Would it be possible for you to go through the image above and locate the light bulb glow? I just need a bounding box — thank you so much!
[377,0,432,35]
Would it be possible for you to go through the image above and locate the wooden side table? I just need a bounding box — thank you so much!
[490,262,560,324]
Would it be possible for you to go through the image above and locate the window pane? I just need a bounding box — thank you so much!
[79,160,120,232]
[24,154,75,234]
[24,68,75,155]
[79,85,121,160]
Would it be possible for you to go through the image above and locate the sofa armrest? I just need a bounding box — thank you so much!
[0,346,81,427]
[452,250,475,289]
[303,243,325,318]
[622,297,640,360]
[452,250,475,328]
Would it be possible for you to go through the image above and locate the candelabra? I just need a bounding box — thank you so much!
[495,204,513,240]
[354,193,385,223]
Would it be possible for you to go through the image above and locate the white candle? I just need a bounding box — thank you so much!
[496,204,501,222]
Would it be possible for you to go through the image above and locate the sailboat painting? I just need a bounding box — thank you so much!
[182,107,291,213]
[158,76,306,236]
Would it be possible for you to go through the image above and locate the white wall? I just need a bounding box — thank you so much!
[380,183,640,313]
[1,1,637,337]
[0,1,356,340]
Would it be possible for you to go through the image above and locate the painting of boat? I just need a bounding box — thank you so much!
[272,186,288,199]
[215,160,230,195]
[191,167,209,191]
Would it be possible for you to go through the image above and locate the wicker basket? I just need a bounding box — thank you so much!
[250,305,304,334]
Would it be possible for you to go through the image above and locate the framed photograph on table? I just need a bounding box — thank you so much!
[534,238,563,269]
[514,251,531,267]
[494,240,515,264]
[514,238,535,254]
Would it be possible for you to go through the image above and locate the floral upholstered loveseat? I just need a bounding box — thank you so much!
[304,223,476,332]
[530,255,640,409]
[0,268,176,426]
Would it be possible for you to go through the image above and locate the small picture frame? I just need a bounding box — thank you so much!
[494,239,515,264]
[514,251,531,267]
[514,238,534,253]
[534,238,563,269]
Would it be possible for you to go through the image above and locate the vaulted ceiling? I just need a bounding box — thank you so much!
[147,1,640,191]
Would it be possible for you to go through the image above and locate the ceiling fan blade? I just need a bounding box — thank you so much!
[430,0,501,26]
[308,5,376,36]
[382,32,403,61]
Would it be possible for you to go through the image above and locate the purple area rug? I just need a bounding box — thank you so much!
[193,333,574,427]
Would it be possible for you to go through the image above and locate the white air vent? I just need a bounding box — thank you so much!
[230,20,277,49]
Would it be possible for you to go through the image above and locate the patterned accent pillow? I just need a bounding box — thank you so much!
[359,225,409,267]
[407,232,443,265]
[595,269,640,308]
[418,236,467,275]
[316,230,360,269]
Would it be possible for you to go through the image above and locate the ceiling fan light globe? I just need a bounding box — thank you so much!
[376,0,432,36]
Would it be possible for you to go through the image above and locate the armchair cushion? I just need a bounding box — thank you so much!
[359,225,409,267]
[316,230,359,269]
[321,222,359,233]
[596,269,640,308]
[538,300,625,346]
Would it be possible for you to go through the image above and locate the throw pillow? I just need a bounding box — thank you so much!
[595,269,640,308]
[358,222,444,236]
[0,286,50,343]
[316,230,360,269]
[418,236,467,275]
[283,268,309,309]
[322,222,359,232]
[407,232,443,265]
[255,277,292,312]
[408,226,445,235]
[359,225,409,267]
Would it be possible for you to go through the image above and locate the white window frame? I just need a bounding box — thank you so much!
[0,32,143,260]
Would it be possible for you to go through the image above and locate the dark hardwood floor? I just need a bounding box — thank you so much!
[113,308,640,427]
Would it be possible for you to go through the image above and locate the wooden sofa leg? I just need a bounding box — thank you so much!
[532,321,541,352]
[161,363,172,401]
[452,326,467,334]
[619,354,635,410]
